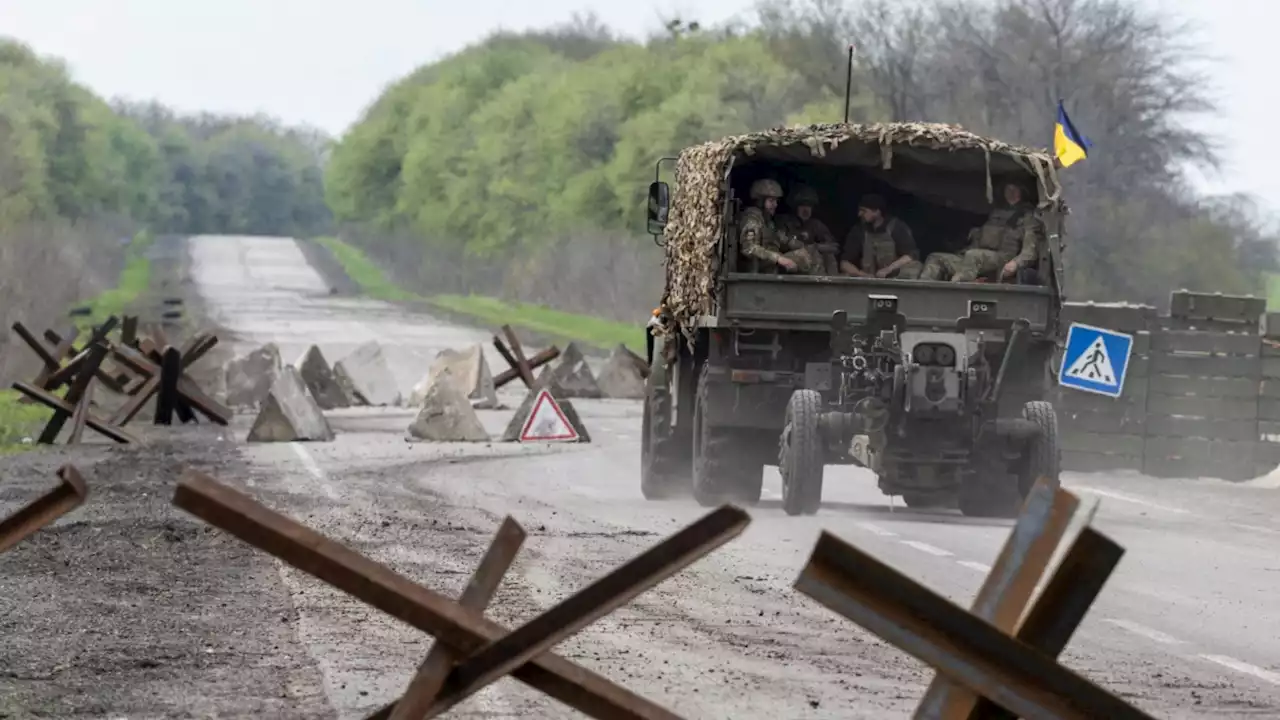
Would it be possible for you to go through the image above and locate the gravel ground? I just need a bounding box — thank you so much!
[3,234,1279,719]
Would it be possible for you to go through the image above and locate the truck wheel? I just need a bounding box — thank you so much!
[780,389,825,516]
[640,390,687,500]
[1019,401,1061,497]
[690,366,751,506]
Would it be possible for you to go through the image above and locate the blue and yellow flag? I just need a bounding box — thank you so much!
[1053,101,1093,168]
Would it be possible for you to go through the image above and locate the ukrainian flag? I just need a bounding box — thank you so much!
[1053,100,1093,168]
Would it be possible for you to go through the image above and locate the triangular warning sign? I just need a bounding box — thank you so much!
[518,389,579,442]
[1065,336,1117,386]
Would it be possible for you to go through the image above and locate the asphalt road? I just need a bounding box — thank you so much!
[191,234,1280,719]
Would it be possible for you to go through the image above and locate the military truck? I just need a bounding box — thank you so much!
[639,122,1066,518]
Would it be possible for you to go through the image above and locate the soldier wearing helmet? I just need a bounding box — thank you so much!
[738,177,811,273]
[918,181,1043,283]
[776,184,840,275]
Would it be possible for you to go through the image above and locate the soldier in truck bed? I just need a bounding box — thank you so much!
[738,178,822,274]
[775,185,840,275]
[839,194,923,279]
[918,182,1043,283]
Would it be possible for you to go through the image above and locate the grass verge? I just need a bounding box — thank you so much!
[0,230,157,454]
[1266,272,1280,311]
[72,230,155,331]
[314,236,644,353]
[0,389,48,453]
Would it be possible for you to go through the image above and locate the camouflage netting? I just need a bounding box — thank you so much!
[656,122,1063,346]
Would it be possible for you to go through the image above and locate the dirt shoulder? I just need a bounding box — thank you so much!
[0,429,330,718]
[0,236,326,718]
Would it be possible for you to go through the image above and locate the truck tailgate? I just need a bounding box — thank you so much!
[721,273,1054,331]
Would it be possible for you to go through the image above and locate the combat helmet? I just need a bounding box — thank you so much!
[749,178,784,201]
[789,185,819,208]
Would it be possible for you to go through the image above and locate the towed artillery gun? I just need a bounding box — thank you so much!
[639,122,1066,517]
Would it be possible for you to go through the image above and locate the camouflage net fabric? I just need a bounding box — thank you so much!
[656,122,1062,346]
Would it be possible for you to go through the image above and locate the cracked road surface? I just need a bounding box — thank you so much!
[192,235,1280,718]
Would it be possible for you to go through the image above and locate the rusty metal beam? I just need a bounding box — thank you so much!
[420,492,751,716]
[0,465,88,553]
[967,526,1126,720]
[11,379,137,444]
[171,469,700,720]
[498,325,536,388]
[371,517,526,720]
[494,346,559,389]
[794,531,1156,720]
[915,477,1079,719]
[1022,492,1101,627]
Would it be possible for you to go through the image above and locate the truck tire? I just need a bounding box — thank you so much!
[1019,400,1061,496]
[640,390,687,500]
[691,366,764,507]
[780,389,825,516]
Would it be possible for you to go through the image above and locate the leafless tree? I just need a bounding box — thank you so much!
[752,0,1266,305]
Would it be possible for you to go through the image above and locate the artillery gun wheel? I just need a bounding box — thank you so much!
[691,366,764,507]
[640,387,688,500]
[780,389,825,516]
[1018,400,1061,496]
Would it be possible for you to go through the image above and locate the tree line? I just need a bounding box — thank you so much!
[0,36,332,383]
[325,0,1279,311]
[0,37,331,238]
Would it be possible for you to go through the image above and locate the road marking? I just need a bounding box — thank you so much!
[1071,486,1190,515]
[1103,619,1185,645]
[1199,655,1280,685]
[900,540,953,557]
[857,522,898,538]
[290,443,339,500]
[957,560,992,573]
[1233,522,1280,536]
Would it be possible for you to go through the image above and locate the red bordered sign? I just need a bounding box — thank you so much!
[518,389,579,442]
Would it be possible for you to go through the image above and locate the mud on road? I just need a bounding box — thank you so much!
[4,234,1280,719]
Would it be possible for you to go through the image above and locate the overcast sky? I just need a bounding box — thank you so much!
[2,0,1277,215]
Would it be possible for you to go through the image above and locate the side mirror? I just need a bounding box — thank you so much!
[647,181,670,235]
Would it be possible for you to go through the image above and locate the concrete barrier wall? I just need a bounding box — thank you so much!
[1057,291,1280,480]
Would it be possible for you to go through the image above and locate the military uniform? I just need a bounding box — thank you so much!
[858,217,922,279]
[919,203,1043,282]
[775,184,840,275]
[841,216,922,279]
[738,179,818,274]
[776,215,839,274]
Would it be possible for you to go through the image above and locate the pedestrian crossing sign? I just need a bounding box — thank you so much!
[1058,323,1133,398]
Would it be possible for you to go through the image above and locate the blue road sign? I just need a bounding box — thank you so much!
[1058,323,1133,398]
